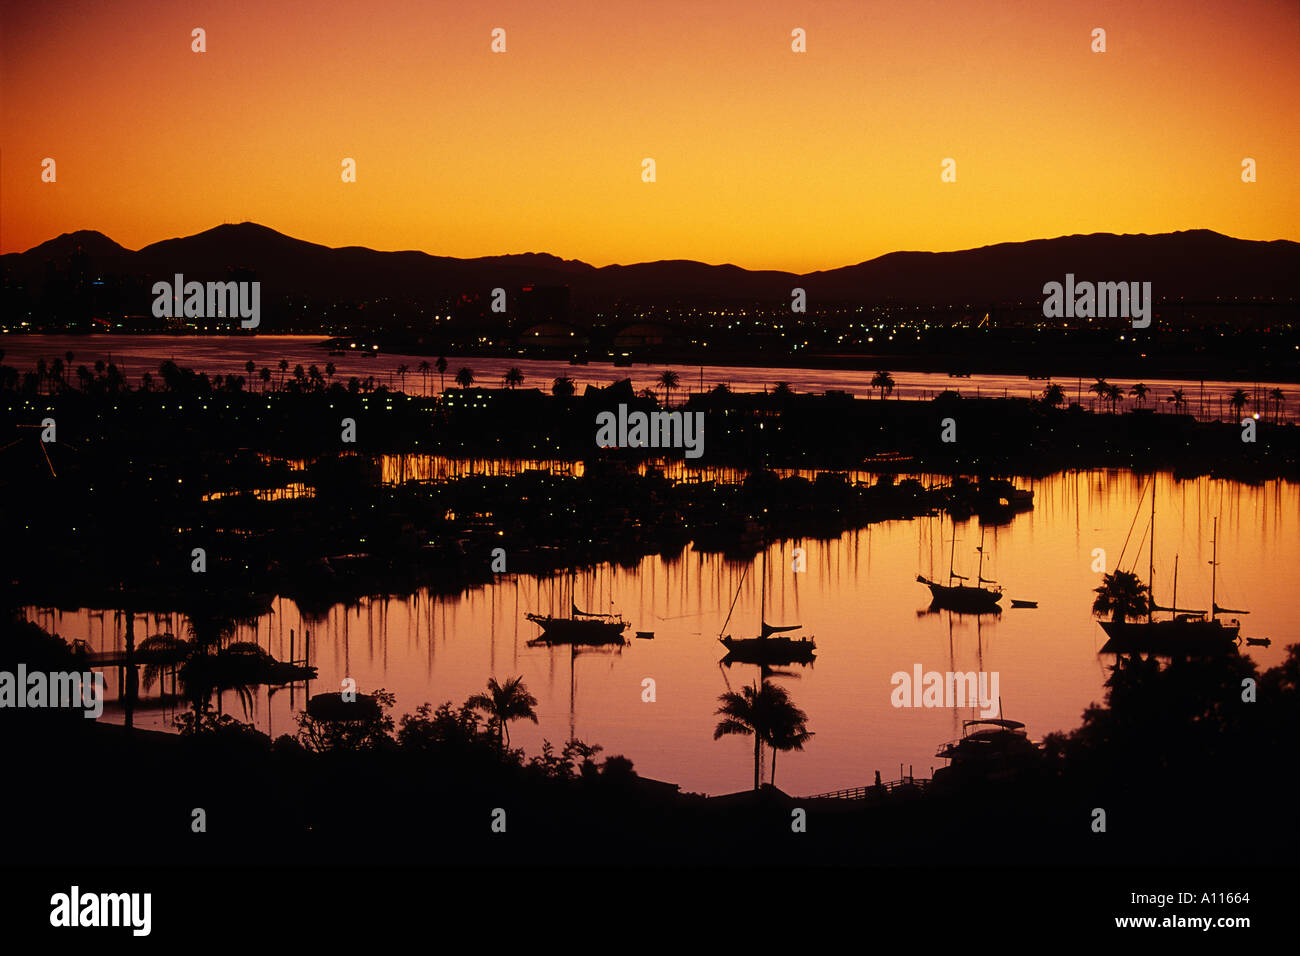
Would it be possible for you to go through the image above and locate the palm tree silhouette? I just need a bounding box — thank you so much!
[1106,383,1124,414]
[1090,378,1111,412]
[772,381,793,401]
[259,366,272,392]
[396,364,410,391]
[714,681,813,791]
[658,369,680,407]
[436,356,448,393]
[466,676,539,751]
[1040,382,1065,408]
[418,360,432,395]
[1166,388,1187,414]
[504,367,524,389]
[1129,383,1150,408]
[278,358,289,390]
[871,370,895,400]
[1269,388,1285,424]
[551,375,576,399]
[454,366,475,389]
[1229,388,1250,418]
[1092,570,1151,623]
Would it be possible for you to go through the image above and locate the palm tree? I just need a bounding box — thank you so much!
[454,366,475,389]
[325,362,336,383]
[259,366,272,392]
[551,375,576,399]
[1269,387,1285,424]
[1106,383,1124,414]
[871,370,895,400]
[418,360,432,395]
[766,696,814,787]
[1040,383,1065,408]
[244,360,256,381]
[278,358,289,389]
[1089,378,1111,412]
[466,676,539,751]
[436,356,448,392]
[139,371,153,393]
[396,364,409,391]
[1129,382,1150,408]
[293,364,306,388]
[657,369,680,407]
[772,381,793,401]
[1092,570,1151,624]
[714,681,812,791]
[1229,388,1250,418]
[1166,388,1187,414]
[503,367,524,389]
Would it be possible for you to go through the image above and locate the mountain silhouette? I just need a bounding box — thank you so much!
[4,223,1297,307]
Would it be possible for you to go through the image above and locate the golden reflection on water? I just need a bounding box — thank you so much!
[28,470,1298,796]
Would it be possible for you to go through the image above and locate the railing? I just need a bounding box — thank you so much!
[804,776,930,800]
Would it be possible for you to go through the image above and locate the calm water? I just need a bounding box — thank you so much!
[2,334,1293,420]
[24,470,1297,796]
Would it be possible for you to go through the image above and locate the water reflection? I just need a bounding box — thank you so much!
[23,470,1297,796]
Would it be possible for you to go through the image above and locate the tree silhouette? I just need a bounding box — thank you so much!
[504,367,524,389]
[436,356,448,393]
[466,676,539,751]
[1092,570,1151,623]
[658,369,680,406]
[871,370,895,400]
[1129,382,1150,407]
[1041,383,1065,408]
[551,375,576,399]
[454,366,475,389]
[714,681,813,791]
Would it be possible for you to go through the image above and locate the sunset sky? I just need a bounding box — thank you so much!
[3,0,1298,271]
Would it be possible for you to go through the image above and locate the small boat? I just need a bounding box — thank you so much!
[635,631,655,640]
[918,526,1003,614]
[1010,600,1037,609]
[1098,505,1246,657]
[526,570,630,646]
[932,713,1041,786]
[718,549,816,665]
[1245,637,1271,647]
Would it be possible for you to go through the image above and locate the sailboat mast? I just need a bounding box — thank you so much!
[1211,517,1218,620]
[948,531,957,587]
[1148,476,1156,623]
[977,526,986,585]
[1172,555,1179,617]
[760,546,767,626]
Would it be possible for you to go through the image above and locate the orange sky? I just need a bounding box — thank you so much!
[3,0,1298,271]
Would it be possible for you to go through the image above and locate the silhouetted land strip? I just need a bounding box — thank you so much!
[4,615,1297,865]
[4,362,1296,614]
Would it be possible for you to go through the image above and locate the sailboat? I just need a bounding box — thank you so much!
[718,548,816,665]
[1098,486,1243,655]
[526,569,630,645]
[917,525,1003,613]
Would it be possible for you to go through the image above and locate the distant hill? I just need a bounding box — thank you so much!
[4,223,1298,306]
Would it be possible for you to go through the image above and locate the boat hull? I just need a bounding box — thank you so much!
[1098,618,1239,656]
[919,578,1002,613]
[719,635,816,665]
[527,614,629,646]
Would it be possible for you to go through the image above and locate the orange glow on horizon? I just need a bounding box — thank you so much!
[2,0,1298,270]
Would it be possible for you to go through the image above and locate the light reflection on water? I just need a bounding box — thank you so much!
[3,334,1293,422]
[26,470,1297,796]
